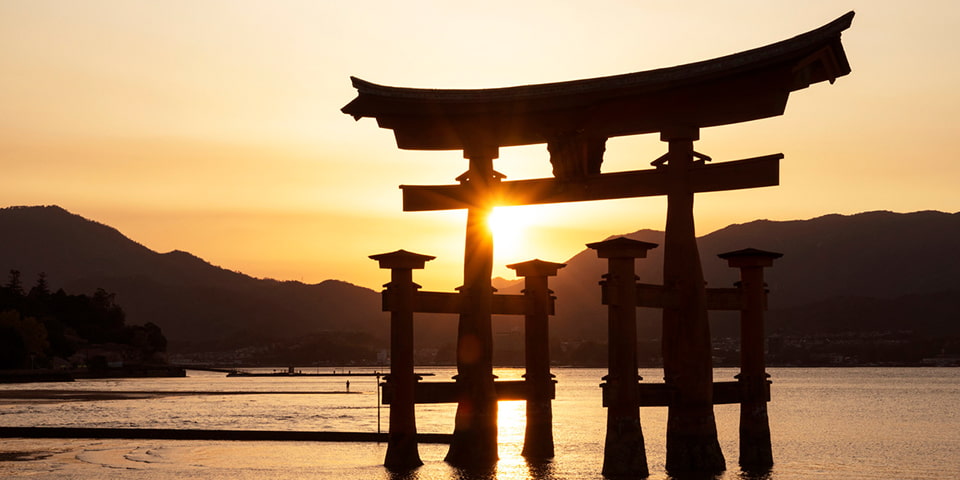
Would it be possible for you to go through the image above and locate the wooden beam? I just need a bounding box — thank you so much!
[382,290,532,315]
[414,291,460,314]
[401,154,782,212]
[491,293,532,316]
[381,380,553,404]
[608,283,751,311]
[600,381,770,407]
[706,288,746,311]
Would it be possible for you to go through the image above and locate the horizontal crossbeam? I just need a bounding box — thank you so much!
[381,380,556,404]
[401,154,782,212]
[603,283,757,311]
[381,290,550,315]
[600,380,771,407]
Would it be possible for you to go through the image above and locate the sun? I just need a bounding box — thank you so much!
[487,206,532,264]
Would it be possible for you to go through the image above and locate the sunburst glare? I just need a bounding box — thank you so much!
[487,206,534,266]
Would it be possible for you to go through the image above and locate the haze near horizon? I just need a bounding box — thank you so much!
[2,1,958,290]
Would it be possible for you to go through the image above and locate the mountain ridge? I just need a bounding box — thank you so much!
[0,205,385,351]
[494,209,960,344]
[2,205,958,361]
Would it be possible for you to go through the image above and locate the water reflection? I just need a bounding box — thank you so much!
[524,458,557,480]
[384,456,558,480]
[387,469,424,480]
[663,467,772,480]
[3,368,958,479]
[736,467,773,480]
[451,465,497,480]
[663,473,724,480]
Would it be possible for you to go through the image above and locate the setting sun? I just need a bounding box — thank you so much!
[488,206,535,267]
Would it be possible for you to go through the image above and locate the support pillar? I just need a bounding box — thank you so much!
[446,145,501,467]
[370,249,436,470]
[660,127,726,474]
[718,248,782,471]
[507,259,565,460]
[589,237,658,478]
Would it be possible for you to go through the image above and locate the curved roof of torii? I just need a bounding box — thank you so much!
[342,11,854,152]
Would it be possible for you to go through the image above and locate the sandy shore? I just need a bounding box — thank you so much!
[0,389,356,403]
[0,426,452,443]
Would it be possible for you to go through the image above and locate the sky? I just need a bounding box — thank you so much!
[1,1,959,291]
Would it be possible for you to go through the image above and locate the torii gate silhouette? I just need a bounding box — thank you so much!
[343,11,853,476]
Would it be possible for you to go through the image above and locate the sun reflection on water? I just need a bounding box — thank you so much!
[495,400,527,476]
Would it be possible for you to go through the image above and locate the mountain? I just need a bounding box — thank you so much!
[497,210,960,346]
[0,206,387,352]
[2,206,958,364]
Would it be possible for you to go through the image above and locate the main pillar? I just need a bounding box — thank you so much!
[660,127,726,474]
[589,237,657,478]
[445,145,500,467]
[370,249,436,470]
[719,248,782,471]
[507,259,565,460]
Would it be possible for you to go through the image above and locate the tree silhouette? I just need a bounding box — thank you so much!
[0,270,168,369]
[5,270,23,296]
[28,272,50,299]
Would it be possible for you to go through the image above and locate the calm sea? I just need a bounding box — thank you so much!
[1,367,958,479]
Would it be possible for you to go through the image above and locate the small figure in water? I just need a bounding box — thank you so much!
[346,380,350,392]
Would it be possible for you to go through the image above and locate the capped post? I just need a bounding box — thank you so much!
[718,248,783,471]
[370,249,435,470]
[507,259,565,459]
[588,237,658,478]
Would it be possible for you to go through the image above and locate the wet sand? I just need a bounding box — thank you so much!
[0,389,356,403]
[0,426,452,443]
[0,389,449,443]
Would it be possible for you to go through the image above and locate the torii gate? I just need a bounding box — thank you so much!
[343,12,853,474]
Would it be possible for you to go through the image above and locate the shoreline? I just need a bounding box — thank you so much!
[0,389,359,403]
[0,426,451,443]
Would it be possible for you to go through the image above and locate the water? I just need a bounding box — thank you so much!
[1,368,958,479]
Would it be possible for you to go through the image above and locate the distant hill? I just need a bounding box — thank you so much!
[0,206,387,352]
[2,206,958,362]
[496,210,960,343]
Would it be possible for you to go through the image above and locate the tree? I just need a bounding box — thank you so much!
[28,272,50,299]
[5,270,23,296]
[0,310,49,368]
[0,275,169,369]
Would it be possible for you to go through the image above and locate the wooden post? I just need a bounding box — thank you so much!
[719,248,782,471]
[588,237,657,478]
[507,259,565,460]
[660,127,726,475]
[446,145,501,467]
[370,249,435,470]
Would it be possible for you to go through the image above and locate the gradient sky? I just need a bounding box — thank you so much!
[2,1,958,291]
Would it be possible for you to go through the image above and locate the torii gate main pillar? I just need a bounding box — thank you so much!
[660,127,725,474]
[444,145,500,467]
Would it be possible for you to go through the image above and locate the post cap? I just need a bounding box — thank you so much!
[660,125,700,142]
[587,237,659,259]
[369,249,436,269]
[506,259,566,277]
[717,248,783,268]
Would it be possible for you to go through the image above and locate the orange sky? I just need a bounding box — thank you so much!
[2,1,959,291]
